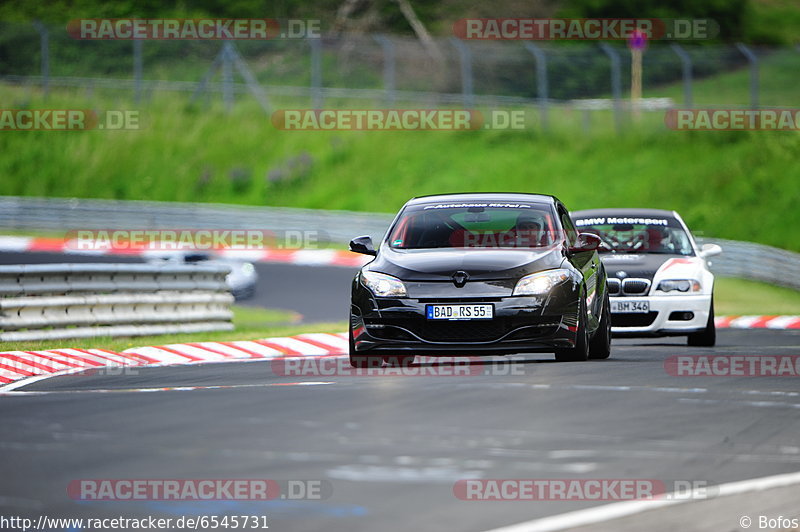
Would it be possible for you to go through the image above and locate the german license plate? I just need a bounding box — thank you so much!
[426,304,493,320]
[610,300,650,313]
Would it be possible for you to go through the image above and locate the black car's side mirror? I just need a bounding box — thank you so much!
[569,232,602,253]
[349,235,377,256]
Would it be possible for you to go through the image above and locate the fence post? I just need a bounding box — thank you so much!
[222,42,234,112]
[133,39,143,104]
[374,34,396,107]
[523,42,549,130]
[450,38,474,108]
[599,43,623,133]
[190,47,225,107]
[669,43,693,108]
[735,43,759,108]
[227,44,272,114]
[310,38,323,108]
[32,21,49,98]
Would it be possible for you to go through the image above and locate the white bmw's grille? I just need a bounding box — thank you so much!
[621,278,651,295]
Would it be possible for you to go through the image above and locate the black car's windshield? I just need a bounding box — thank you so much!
[573,215,694,255]
[388,202,558,249]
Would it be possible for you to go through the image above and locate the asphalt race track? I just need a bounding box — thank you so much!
[1,251,799,531]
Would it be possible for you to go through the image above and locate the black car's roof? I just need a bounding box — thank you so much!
[407,193,558,206]
[571,208,677,218]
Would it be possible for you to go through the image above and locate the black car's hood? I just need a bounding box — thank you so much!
[600,253,690,281]
[369,245,565,281]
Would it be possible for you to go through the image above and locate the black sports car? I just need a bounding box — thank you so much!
[347,193,611,367]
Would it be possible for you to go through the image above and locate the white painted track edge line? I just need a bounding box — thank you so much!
[481,469,800,532]
[0,366,93,392]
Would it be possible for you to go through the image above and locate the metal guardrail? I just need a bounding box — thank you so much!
[0,263,233,341]
[0,196,394,246]
[701,238,800,292]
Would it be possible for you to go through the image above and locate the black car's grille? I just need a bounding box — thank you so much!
[365,315,561,343]
[611,312,658,327]
[417,320,509,342]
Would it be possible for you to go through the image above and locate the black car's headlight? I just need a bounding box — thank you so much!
[513,269,571,296]
[361,271,407,298]
[656,279,702,293]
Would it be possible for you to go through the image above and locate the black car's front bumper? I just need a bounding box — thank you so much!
[350,279,581,356]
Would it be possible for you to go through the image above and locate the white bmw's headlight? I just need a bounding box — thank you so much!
[361,271,407,298]
[513,269,571,296]
[657,279,701,293]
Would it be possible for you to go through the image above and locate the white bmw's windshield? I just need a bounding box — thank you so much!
[573,218,694,255]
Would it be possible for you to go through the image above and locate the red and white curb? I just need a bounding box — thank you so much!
[0,332,348,388]
[0,236,369,268]
[715,315,800,329]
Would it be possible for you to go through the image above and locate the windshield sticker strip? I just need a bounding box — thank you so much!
[423,203,534,210]
[574,217,671,226]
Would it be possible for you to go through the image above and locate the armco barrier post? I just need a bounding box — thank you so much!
[133,39,143,104]
[374,34,397,108]
[222,42,234,113]
[32,21,50,98]
[735,43,759,109]
[310,38,323,108]
[450,38,474,109]
[599,43,623,134]
[670,43,693,108]
[524,42,549,130]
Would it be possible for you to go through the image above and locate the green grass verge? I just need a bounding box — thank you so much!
[0,305,346,353]
[714,277,800,316]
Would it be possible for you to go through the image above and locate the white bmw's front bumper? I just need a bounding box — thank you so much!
[610,294,712,336]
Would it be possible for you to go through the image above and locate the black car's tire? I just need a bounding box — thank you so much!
[555,298,589,362]
[383,355,416,366]
[687,300,716,347]
[349,328,383,368]
[588,292,612,360]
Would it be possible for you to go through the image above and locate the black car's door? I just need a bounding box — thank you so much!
[557,204,602,330]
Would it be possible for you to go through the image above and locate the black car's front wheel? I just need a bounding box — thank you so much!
[555,298,589,362]
[588,292,612,360]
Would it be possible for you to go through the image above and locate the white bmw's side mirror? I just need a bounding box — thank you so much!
[699,243,722,258]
